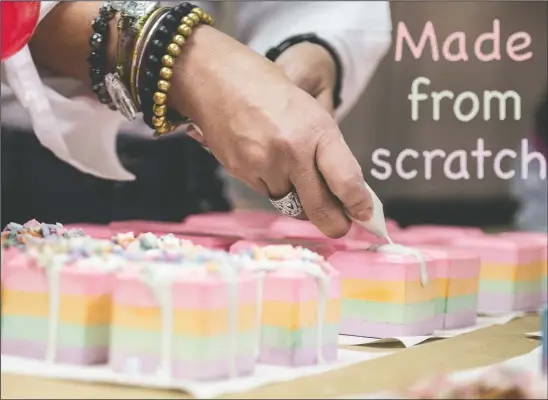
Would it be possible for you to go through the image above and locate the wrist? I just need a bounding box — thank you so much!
[167,24,231,123]
[168,24,282,126]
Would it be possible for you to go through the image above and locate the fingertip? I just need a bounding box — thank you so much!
[350,206,373,222]
[319,213,352,239]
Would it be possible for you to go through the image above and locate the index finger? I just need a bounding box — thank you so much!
[316,133,373,222]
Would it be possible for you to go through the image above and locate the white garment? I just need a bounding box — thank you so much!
[1,1,392,181]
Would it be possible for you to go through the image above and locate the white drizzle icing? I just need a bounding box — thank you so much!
[369,239,429,286]
[139,261,240,380]
[245,246,331,364]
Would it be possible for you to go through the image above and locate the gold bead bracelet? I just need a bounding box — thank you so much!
[152,7,213,136]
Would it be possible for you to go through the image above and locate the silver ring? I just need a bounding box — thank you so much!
[269,190,304,218]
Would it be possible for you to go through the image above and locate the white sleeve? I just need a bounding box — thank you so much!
[235,1,392,121]
[2,1,135,181]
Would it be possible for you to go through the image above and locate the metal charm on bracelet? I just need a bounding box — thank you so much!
[105,1,159,121]
[105,73,138,120]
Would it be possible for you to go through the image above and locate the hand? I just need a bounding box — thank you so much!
[274,42,337,115]
[172,26,372,238]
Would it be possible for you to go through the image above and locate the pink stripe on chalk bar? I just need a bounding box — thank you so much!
[113,267,259,309]
[328,249,438,281]
[413,245,481,279]
[499,232,548,260]
[450,235,543,264]
[262,268,341,303]
[3,260,117,296]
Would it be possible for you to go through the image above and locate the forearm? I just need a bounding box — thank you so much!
[29,2,118,83]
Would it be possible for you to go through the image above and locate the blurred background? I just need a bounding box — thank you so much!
[1,1,546,230]
[221,1,548,228]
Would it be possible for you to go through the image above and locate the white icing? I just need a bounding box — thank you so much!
[350,181,390,240]
[254,271,266,358]
[244,251,330,364]
[141,263,176,379]
[369,243,429,286]
[30,248,68,364]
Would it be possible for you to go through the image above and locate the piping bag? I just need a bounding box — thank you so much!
[351,181,429,286]
[349,181,391,243]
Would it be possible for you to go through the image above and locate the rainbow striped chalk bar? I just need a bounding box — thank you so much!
[415,245,481,330]
[328,248,437,337]
[450,235,543,312]
[239,245,341,366]
[1,238,123,364]
[500,232,548,306]
[108,261,259,381]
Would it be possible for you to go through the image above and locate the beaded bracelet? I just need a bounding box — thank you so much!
[138,4,195,131]
[129,7,169,107]
[147,4,213,136]
[88,2,117,110]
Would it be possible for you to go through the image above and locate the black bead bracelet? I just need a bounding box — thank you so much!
[139,3,194,130]
[88,3,117,110]
[266,33,344,110]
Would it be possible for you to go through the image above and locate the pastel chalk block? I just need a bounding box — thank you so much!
[185,211,278,230]
[109,265,259,380]
[254,259,341,366]
[328,250,438,338]
[414,245,481,329]
[387,230,449,246]
[181,212,279,240]
[1,254,117,364]
[450,235,543,313]
[396,225,484,246]
[499,232,547,306]
[1,247,21,272]
[268,217,359,250]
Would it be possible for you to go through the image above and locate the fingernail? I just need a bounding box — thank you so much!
[356,208,372,221]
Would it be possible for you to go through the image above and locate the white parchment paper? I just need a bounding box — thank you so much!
[1,349,392,399]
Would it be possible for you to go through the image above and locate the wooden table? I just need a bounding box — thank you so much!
[1,315,541,399]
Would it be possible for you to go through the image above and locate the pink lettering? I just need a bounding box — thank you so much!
[474,19,501,62]
[395,19,533,63]
[507,32,532,61]
[395,21,439,62]
[442,31,468,62]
